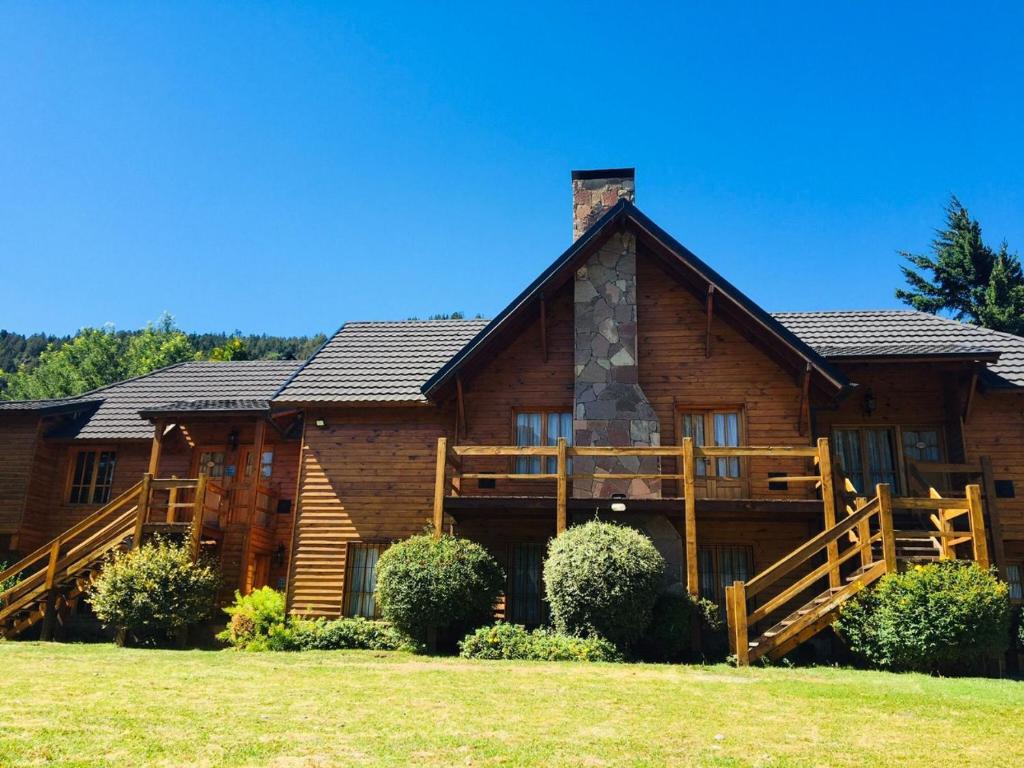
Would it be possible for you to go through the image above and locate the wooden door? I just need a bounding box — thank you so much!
[678,409,746,499]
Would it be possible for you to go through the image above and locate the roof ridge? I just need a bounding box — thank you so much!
[271,323,344,401]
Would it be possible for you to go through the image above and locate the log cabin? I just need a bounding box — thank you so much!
[2,168,1024,661]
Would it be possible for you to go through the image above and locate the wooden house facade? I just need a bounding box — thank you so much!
[3,169,1024,656]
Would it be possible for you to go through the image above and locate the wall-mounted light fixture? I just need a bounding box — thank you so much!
[274,543,287,567]
[227,429,239,451]
[610,493,627,513]
[314,418,328,429]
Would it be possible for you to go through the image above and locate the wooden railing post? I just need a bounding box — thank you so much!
[166,477,178,524]
[855,496,872,569]
[556,437,567,535]
[132,473,153,550]
[682,438,698,596]
[38,539,62,642]
[725,584,736,655]
[965,483,990,569]
[190,474,207,561]
[979,456,1006,577]
[432,437,447,539]
[876,483,897,574]
[817,437,840,589]
[731,580,749,666]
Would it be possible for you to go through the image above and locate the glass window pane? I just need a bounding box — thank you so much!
[1007,565,1022,601]
[515,413,542,474]
[345,543,383,619]
[92,451,116,504]
[833,429,864,493]
[903,429,941,463]
[682,414,707,477]
[507,543,545,626]
[865,429,898,491]
[714,413,741,478]
[544,412,573,474]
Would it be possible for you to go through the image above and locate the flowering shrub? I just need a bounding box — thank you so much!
[217,587,288,651]
[458,622,621,662]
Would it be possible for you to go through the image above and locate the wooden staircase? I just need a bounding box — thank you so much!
[726,482,990,665]
[0,474,214,640]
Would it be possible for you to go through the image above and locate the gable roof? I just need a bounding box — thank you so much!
[36,360,300,440]
[773,310,1024,388]
[421,199,851,399]
[273,320,489,404]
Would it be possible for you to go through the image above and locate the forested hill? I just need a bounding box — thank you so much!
[0,322,326,401]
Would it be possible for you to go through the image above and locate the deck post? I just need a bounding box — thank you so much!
[979,456,1006,577]
[682,437,698,596]
[147,419,165,476]
[724,584,736,655]
[166,477,178,524]
[817,438,840,589]
[731,580,749,666]
[965,483,990,569]
[556,437,567,535]
[190,473,208,561]
[432,437,447,539]
[856,496,872,569]
[39,539,62,642]
[876,483,897,574]
[132,473,153,550]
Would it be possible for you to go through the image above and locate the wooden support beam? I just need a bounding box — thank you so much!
[132,473,153,550]
[965,483,990,569]
[539,295,548,363]
[148,419,165,476]
[238,419,267,592]
[682,437,698,596]
[877,483,897,574]
[456,376,467,439]
[190,474,207,561]
[556,437,567,534]
[433,437,447,539]
[817,437,840,589]
[731,580,749,666]
[704,285,715,358]
[963,371,979,425]
[39,539,62,642]
[797,363,812,436]
[979,456,1007,577]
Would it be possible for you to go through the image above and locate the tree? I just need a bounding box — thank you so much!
[125,313,196,377]
[897,196,1024,334]
[206,337,250,361]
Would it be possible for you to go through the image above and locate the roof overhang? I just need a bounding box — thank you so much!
[422,200,851,401]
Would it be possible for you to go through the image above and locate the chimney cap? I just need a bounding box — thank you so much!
[571,167,635,181]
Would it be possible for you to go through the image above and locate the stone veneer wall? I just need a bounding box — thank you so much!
[573,228,661,499]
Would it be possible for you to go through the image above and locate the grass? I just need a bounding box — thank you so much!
[0,643,1022,767]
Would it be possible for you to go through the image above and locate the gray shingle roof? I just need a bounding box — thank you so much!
[45,360,300,439]
[273,320,489,403]
[773,310,1024,388]
[138,398,272,417]
[0,398,103,414]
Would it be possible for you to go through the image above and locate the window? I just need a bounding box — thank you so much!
[245,450,274,479]
[832,428,899,494]
[68,449,116,504]
[513,410,572,475]
[507,543,546,626]
[698,545,753,611]
[902,429,941,463]
[680,410,742,478]
[1007,564,1023,602]
[343,542,385,619]
[198,450,226,478]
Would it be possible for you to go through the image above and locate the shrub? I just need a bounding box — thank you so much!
[89,537,221,645]
[835,561,1011,675]
[376,533,504,647]
[543,521,664,649]
[271,617,419,652]
[0,561,22,594]
[217,587,288,651]
[459,622,621,662]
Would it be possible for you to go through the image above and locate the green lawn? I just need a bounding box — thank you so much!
[0,643,1021,767]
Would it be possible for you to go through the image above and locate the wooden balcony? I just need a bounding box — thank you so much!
[432,437,838,595]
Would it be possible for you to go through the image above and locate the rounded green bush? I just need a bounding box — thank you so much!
[543,521,665,649]
[89,536,221,644]
[835,561,1011,675]
[375,533,504,646]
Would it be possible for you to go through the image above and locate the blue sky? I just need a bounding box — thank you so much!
[1,2,1022,337]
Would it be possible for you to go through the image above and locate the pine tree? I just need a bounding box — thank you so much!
[897,196,1024,334]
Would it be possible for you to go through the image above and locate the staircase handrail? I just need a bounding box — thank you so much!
[745,495,880,600]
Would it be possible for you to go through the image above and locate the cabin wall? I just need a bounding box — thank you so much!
[287,407,447,617]
[965,390,1024,555]
[0,415,41,552]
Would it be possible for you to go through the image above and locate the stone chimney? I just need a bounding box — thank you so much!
[572,168,636,242]
[571,169,661,499]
